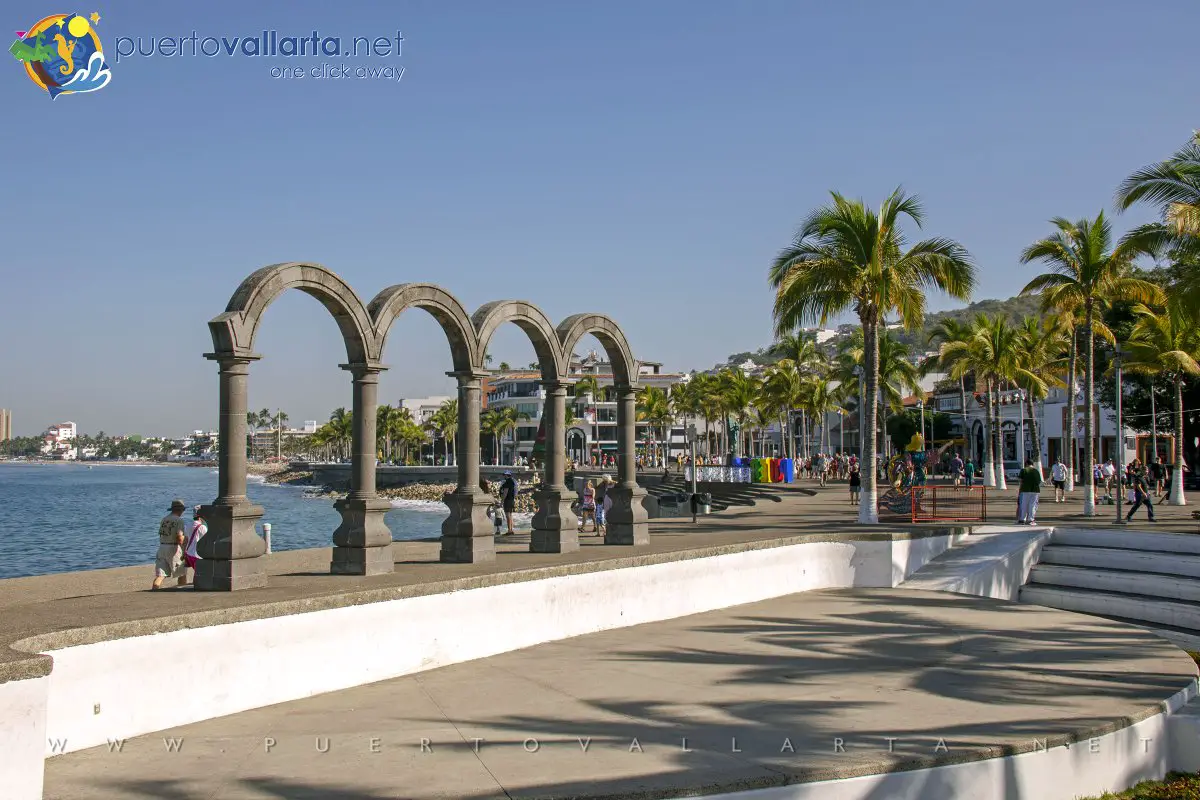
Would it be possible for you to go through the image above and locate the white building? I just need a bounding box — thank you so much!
[41,421,78,459]
[398,396,454,426]
[484,352,687,465]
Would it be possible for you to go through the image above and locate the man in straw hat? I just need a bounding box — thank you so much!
[152,499,188,590]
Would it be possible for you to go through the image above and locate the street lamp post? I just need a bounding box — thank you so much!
[853,366,864,463]
[1114,346,1127,526]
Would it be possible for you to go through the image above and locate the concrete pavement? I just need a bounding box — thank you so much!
[42,588,1197,799]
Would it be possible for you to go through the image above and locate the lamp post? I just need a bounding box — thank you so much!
[853,365,864,462]
[1149,383,1158,465]
[1114,345,1127,526]
[1016,389,1026,467]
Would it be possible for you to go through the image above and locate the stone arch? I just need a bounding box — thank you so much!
[207,262,375,364]
[367,284,479,373]
[556,313,639,387]
[472,301,566,379]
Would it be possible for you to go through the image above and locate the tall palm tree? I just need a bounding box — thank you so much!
[771,189,975,522]
[1020,213,1162,515]
[1123,303,1200,505]
[245,410,262,460]
[429,399,458,465]
[480,408,505,465]
[801,375,843,455]
[328,407,353,461]
[636,386,673,465]
[717,369,761,458]
[273,409,289,461]
[924,318,975,461]
[763,361,803,459]
[1013,317,1067,477]
[771,331,824,455]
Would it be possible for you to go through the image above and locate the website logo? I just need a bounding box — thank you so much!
[10,12,110,99]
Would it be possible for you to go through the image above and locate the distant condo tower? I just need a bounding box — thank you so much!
[0,408,10,441]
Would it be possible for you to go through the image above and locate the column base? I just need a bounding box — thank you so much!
[331,542,394,575]
[530,486,580,554]
[332,496,394,576]
[440,489,495,563]
[195,501,268,591]
[604,484,650,546]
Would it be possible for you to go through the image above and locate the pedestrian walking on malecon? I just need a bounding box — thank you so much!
[152,499,188,590]
[1126,460,1157,523]
[1051,457,1068,503]
[848,462,861,505]
[183,505,207,585]
[499,470,518,535]
[964,458,975,488]
[1016,459,1042,526]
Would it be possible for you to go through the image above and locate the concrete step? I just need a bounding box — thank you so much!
[1020,584,1200,633]
[1028,563,1200,604]
[1050,528,1200,556]
[1039,545,1200,579]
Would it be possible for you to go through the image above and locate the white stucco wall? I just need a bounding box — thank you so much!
[701,686,1200,800]
[1,675,49,800]
[40,535,953,757]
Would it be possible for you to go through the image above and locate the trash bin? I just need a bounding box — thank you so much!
[690,492,712,515]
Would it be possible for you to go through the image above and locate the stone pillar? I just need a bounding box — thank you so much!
[605,385,650,546]
[197,354,267,591]
[441,371,495,563]
[331,364,394,575]
[531,381,578,553]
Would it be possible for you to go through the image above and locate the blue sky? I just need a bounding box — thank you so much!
[2,0,1196,436]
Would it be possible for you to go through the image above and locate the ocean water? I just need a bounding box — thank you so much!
[0,463,449,579]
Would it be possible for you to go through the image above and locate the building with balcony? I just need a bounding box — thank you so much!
[484,351,688,465]
[40,421,77,459]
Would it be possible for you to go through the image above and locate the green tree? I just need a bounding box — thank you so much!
[1123,303,1200,505]
[771,189,975,522]
[1020,214,1162,515]
[1012,317,1067,476]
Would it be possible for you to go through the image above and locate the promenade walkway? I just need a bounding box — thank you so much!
[42,588,1196,799]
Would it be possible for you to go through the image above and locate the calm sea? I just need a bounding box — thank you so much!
[0,463,447,579]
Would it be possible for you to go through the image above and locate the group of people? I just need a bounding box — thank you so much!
[151,499,208,590]
[578,475,615,535]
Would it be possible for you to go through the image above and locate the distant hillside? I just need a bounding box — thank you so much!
[718,294,1044,368]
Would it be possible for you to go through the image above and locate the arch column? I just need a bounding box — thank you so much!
[331,363,394,575]
[441,371,495,563]
[531,381,579,553]
[197,353,268,591]
[605,385,650,546]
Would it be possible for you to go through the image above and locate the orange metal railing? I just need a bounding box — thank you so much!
[909,485,988,522]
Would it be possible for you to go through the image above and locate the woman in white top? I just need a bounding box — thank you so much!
[183,505,207,585]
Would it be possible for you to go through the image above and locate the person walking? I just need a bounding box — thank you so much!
[950,452,964,487]
[964,458,976,489]
[183,505,207,585]
[499,471,518,535]
[848,462,861,505]
[578,479,597,533]
[1151,457,1167,500]
[152,499,188,590]
[1050,458,1068,503]
[1126,462,1157,523]
[594,474,612,536]
[1016,459,1043,525]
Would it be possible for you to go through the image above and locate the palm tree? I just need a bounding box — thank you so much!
[572,376,601,462]
[762,361,803,459]
[1012,317,1067,477]
[327,407,353,461]
[1123,303,1200,505]
[272,409,289,461]
[1117,132,1200,297]
[1020,213,1162,515]
[636,386,673,465]
[835,329,921,462]
[771,190,975,522]
[771,331,824,455]
[924,318,975,462]
[428,399,458,465]
[481,407,531,465]
[717,369,761,458]
[801,375,843,455]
